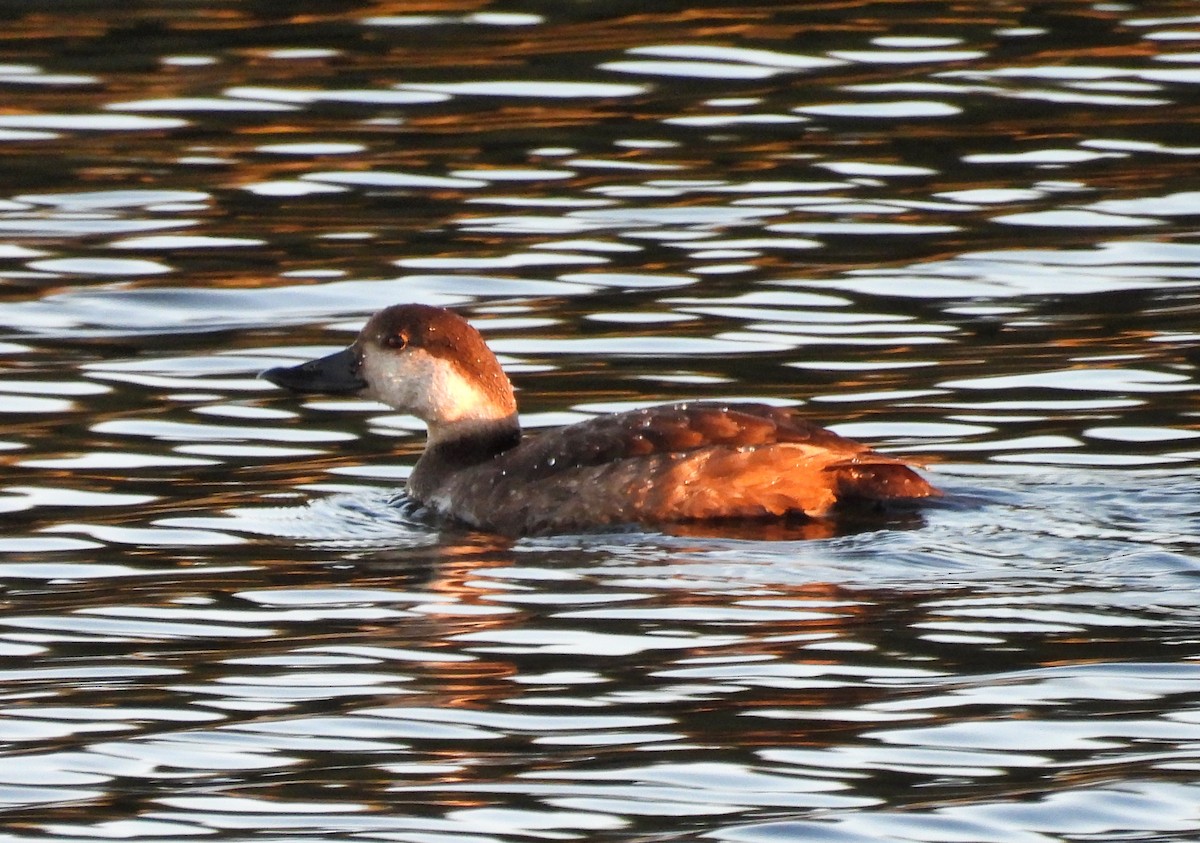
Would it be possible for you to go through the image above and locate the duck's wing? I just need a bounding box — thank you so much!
[510,402,865,472]
[466,403,938,528]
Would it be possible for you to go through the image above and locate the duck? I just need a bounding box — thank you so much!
[261,303,939,536]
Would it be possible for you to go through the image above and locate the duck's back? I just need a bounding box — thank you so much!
[421,402,938,535]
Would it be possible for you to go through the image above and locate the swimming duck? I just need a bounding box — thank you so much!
[261,304,939,536]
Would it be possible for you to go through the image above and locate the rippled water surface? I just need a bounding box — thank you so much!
[3,2,1200,841]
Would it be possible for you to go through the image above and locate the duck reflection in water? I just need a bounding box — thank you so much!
[262,304,939,537]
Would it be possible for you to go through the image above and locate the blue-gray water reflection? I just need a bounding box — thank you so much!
[2,2,1200,842]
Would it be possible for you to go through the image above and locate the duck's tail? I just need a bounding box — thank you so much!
[828,458,941,504]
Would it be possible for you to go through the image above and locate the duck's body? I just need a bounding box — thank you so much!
[262,304,938,536]
[409,401,935,535]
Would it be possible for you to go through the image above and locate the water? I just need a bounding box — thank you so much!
[3,2,1200,840]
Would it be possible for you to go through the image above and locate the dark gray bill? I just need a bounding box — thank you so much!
[261,346,366,394]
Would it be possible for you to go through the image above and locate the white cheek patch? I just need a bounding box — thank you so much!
[427,364,496,423]
[361,351,422,410]
[359,348,497,424]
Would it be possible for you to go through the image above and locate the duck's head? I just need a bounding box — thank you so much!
[261,304,517,438]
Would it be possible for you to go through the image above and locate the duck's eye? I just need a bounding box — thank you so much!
[385,332,409,350]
